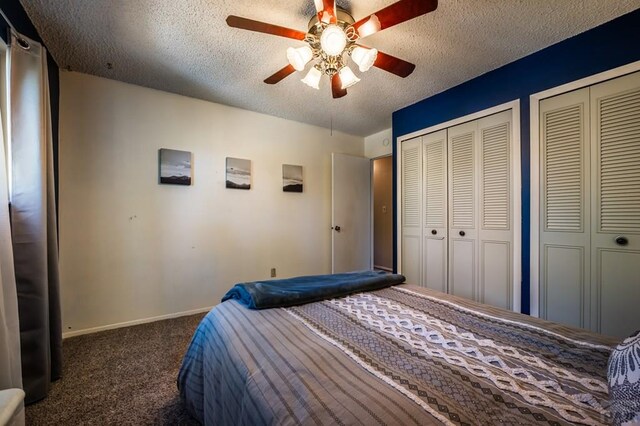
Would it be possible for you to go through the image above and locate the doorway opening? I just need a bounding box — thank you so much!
[372,156,393,272]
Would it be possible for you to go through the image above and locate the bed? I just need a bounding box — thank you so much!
[178,280,619,425]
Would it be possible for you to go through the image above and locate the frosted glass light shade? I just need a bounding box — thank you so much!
[351,46,378,72]
[339,66,360,89]
[287,46,313,71]
[301,67,322,89]
[320,25,347,56]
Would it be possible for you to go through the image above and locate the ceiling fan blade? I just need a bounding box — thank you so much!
[226,15,307,40]
[353,0,438,38]
[332,73,347,98]
[370,49,416,78]
[314,0,337,23]
[264,65,297,84]
[323,0,337,23]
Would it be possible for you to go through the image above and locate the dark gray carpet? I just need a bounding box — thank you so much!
[25,313,205,425]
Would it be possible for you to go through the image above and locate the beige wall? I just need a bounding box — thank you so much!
[59,72,363,335]
[364,128,392,158]
[373,156,393,270]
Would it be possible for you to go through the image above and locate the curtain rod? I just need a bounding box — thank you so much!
[0,8,32,49]
[0,8,16,32]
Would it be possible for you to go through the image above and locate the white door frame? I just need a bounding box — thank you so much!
[396,100,522,312]
[529,60,640,317]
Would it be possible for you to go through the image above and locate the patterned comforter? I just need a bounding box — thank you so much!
[178,284,619,425]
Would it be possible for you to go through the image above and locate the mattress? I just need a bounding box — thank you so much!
[178,284,619,425]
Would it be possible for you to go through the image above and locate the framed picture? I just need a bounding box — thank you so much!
[226,157,251,190]
[282,164,303,193]
[159,148,191,185]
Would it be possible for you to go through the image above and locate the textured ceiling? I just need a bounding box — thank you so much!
[19,0,640,136]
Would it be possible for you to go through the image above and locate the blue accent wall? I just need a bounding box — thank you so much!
[392,9,640,314]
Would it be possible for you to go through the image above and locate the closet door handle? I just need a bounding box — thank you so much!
[431,229,437,235]
[459,230,466,237]
[615,236,628,246]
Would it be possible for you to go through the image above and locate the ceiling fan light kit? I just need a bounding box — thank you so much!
[338,66,360,89]
[351,46,378,72]
[319,24,348,56]
[286,46,313,71]
[302,66,322,89]
[226,0,438,98]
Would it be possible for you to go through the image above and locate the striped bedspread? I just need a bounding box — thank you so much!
[178,284,619,425]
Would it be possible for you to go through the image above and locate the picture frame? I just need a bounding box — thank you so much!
[282,164,303,193]
[159,148,192,185]
[226,157,251,190]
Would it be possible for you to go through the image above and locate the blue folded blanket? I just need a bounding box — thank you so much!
[221,270,406,309]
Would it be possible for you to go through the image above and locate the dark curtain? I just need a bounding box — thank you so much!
[9,30,61,404]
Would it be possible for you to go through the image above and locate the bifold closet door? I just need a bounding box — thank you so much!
[446,112,514,306]
[448,120,478,300]
[401,110,515,304]
[401,138,422,285]
[589,71,640,338]
[422,130,448,292]
[477,111,513,310]
[540,70,640,337]
[539,88,591,329]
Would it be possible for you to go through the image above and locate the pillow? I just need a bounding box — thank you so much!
[608,330,640,425]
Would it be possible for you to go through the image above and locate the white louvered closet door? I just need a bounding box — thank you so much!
[448,120,479,300]
[590,71,640,338]
[401,110,516,307]
[401,138,423,286]
[540,88,591,329]
[422,130,448,292]
[478,111,513,310]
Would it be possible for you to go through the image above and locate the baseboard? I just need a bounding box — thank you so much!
[374,265,393,272]
[62,306,214,339]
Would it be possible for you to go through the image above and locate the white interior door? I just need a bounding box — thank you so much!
[590,71,640,338]
[422,130,448,292]
[401,138,422,285]
[539,70,640,337]
[540,88,591,329]
[399,108,518,307]
[448,120,479,301]
[478,111,514,310]
[332,153,372,273]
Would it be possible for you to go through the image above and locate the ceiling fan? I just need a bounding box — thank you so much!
[226,0,438,98]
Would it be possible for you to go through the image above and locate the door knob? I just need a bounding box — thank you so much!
[459,230,466,237]
[431,229,437,235]
[615,236,628,246]
[332,226,341,232]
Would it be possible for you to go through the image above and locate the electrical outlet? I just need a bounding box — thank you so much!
[271,268,276,277]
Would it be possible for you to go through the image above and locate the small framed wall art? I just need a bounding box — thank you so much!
[226,157,251,190]
[282,164,303,193]
[159,148,191,185]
